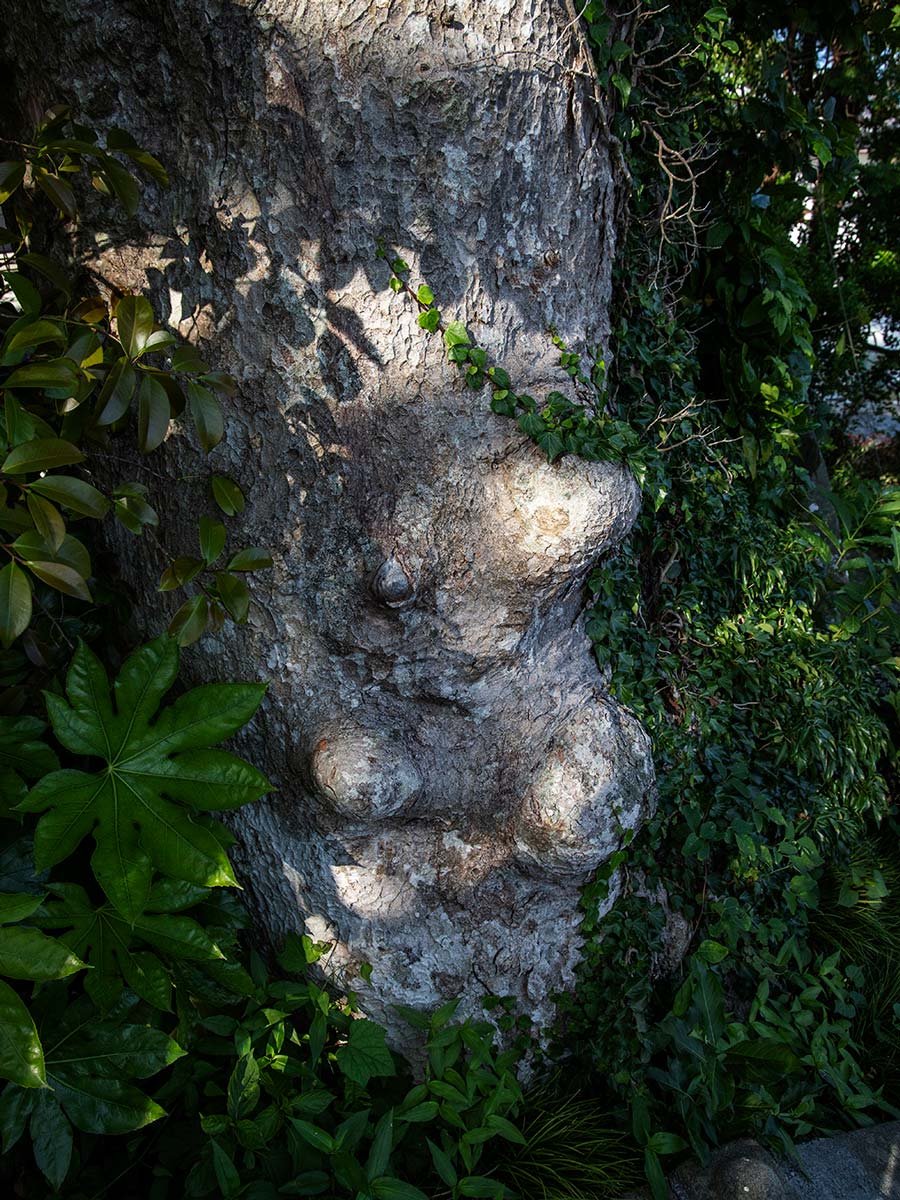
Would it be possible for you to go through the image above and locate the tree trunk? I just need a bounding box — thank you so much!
[3,0,655,1046]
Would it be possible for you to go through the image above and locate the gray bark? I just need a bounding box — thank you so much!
[4,0,655,1047]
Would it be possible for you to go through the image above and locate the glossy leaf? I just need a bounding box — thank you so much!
[30,475,109,519]
[116,295,155,359]
[137,373,170,453]
[200,516,226,565]
[169,593,209,646]
[20,636,269,920]
[0,562,32,649]
[26,560,92,602]
[0,926,84,980]
[0,980,44,1087]
[95,359,136,426]
[216,571,250,623]
[2,437,84,475]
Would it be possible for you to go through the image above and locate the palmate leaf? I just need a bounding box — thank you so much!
[20,636,269,922]
[39,881,224,1010]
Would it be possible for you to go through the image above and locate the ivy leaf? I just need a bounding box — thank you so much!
[20,636,269,922]
[335,1020,395,1087]
[444,321,470,348]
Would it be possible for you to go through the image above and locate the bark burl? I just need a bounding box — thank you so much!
[4,0,656,1044]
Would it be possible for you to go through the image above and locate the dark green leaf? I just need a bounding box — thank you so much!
[137,374,170,453]
[227,547,273,572]
[211,475,245,516]
[26,560,92,602]
[35,170,76,218]
[30,1091,72,1190]
[2,437,84,475]
[188,382,224,452]
[169,594,209,646]
[211,1139,242,1198]
[3,360,81,392]
[216,572,250,623]
[0,979,44,1087]
[0,162,25,204]
[95,359,136,426]
[30,475,109,519]
[228,1053,261,1121]
[0,562,32,649]
[200,516,226,565]
[117,296,156,359]
[0,926,85,980]
[335,1020,394,1087]
[370,1181,430,1200]
[20,637,268,919]
[49,1070,165,1135]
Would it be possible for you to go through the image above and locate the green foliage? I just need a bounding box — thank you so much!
[490,1084,643,1199]
[384,4,900,1195]
[0,111,543,1200]
[0,106,270,667]
[547,3,900,1194]
[21,636,268,919]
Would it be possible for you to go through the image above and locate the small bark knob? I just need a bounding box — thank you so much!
[370,555,415,607]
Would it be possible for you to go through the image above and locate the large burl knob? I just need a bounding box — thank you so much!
[514,699,653,877]
[309,722,422,821]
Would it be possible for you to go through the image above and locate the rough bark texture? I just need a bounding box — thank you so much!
[4,0,655,1047]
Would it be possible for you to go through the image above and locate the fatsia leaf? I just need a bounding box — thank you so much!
[0,979,44,1087]
[0,925,85,980]
[0,893,44,925]
[30,1091,72,1190]
[0,717,56,783]
[20,636,269,921]
[46,1069,166,1135]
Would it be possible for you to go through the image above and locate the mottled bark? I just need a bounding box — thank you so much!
[4,0,655,1047]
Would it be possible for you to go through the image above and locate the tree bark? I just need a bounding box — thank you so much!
[3,0,655,1047]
